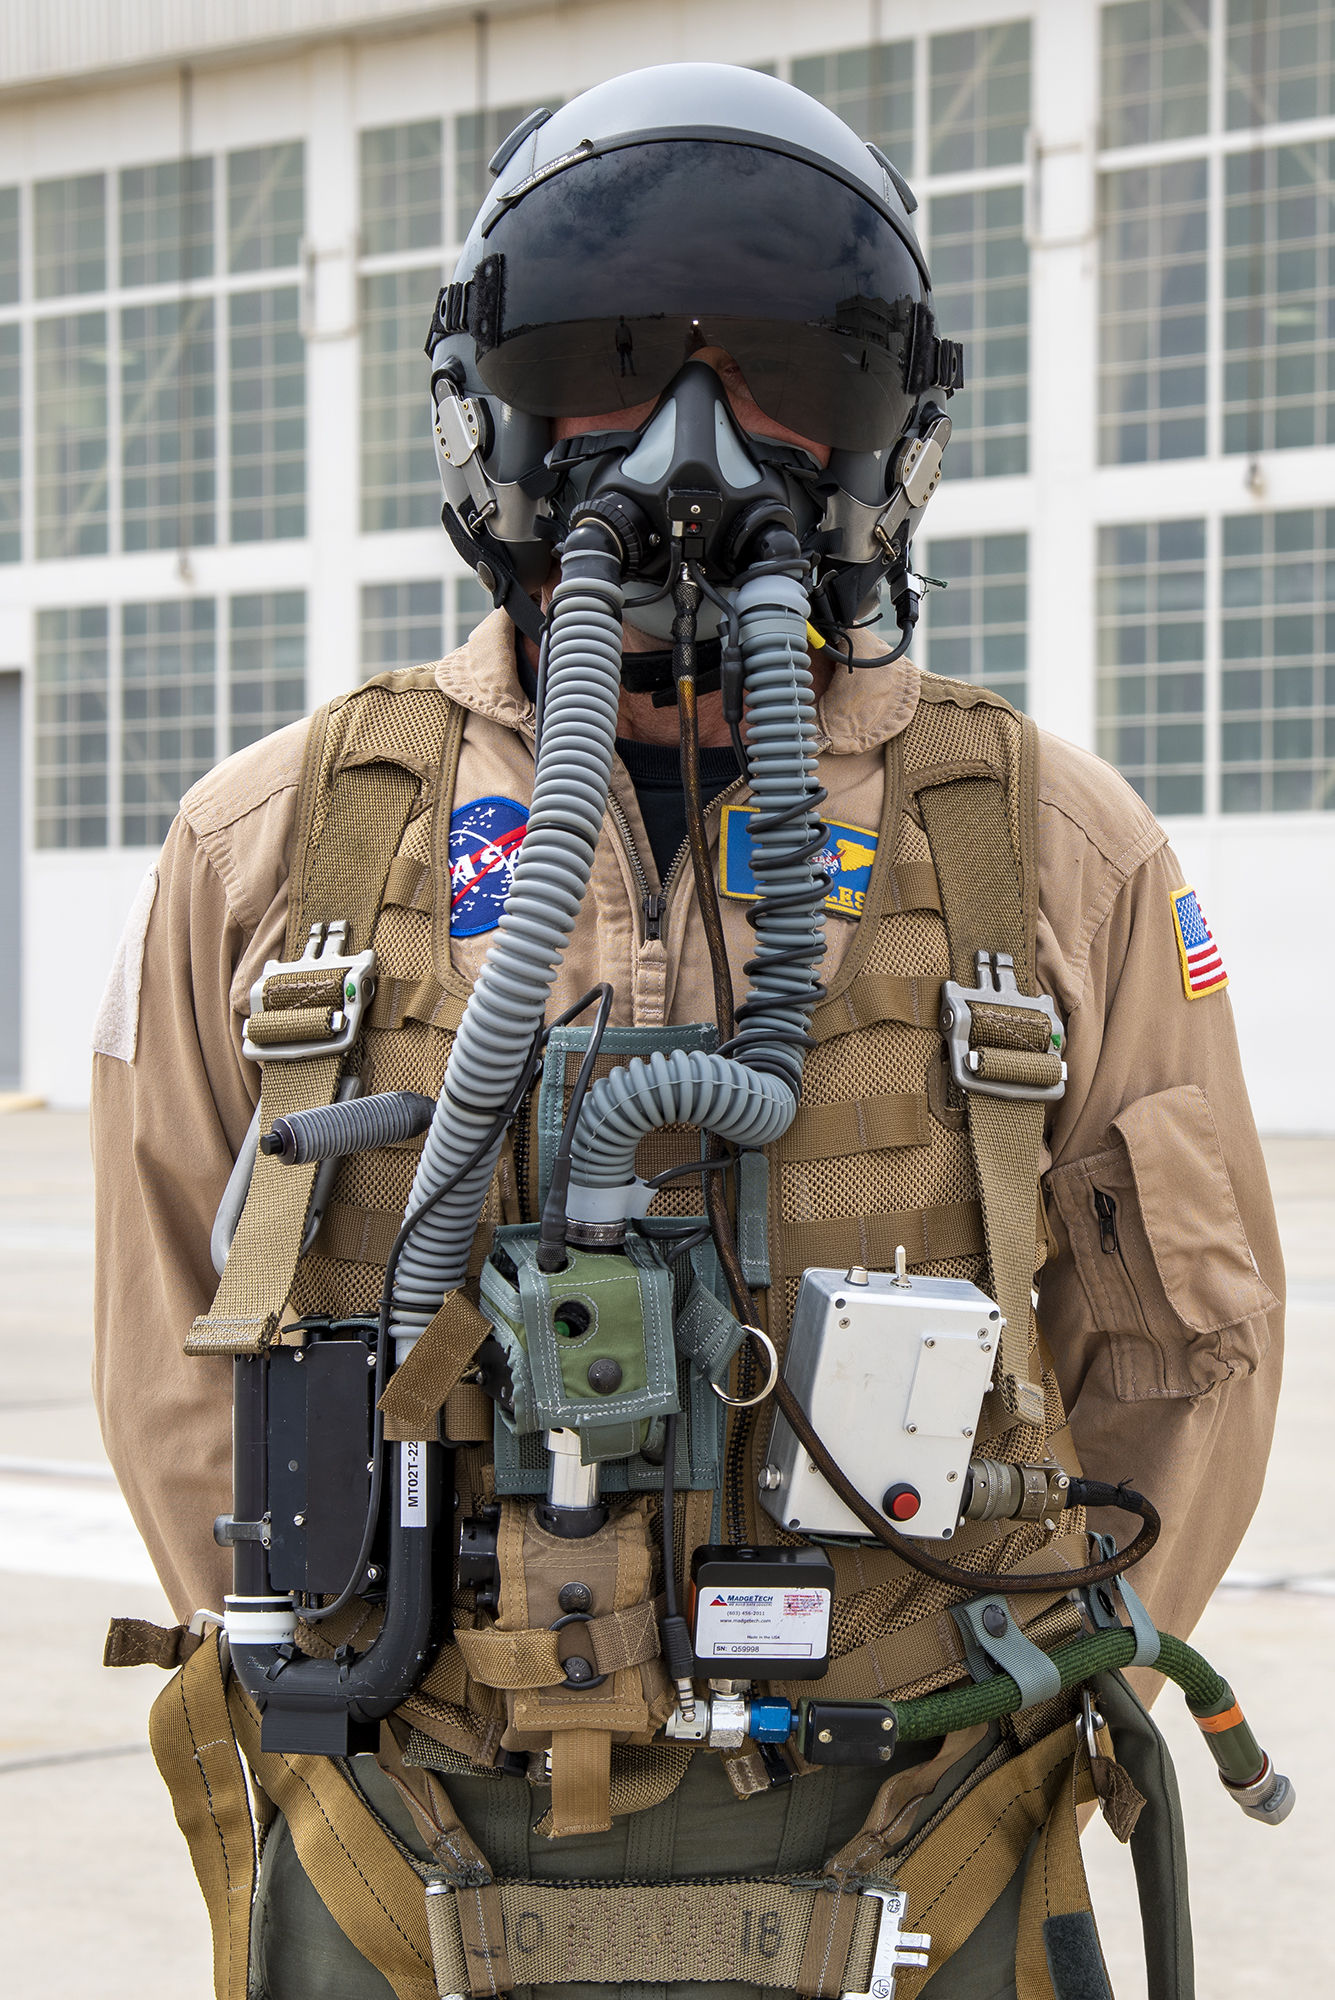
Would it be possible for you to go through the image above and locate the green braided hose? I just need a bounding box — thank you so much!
[889,1627,1226,1743]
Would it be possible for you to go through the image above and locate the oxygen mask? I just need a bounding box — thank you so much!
[551,358,824,639]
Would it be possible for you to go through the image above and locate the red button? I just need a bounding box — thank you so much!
[882,1483,921,1522]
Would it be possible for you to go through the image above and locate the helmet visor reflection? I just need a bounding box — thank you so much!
[470,141,927,451]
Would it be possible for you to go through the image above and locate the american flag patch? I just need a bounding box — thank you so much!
[1170,886,1228,1001]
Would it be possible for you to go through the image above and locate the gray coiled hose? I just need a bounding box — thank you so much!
[387,525,625,1342]
[568,569,825,1197]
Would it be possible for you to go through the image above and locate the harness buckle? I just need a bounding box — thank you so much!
[242,921,376,1064]
[940,950,1067,1104]
[846,1888,930,2000]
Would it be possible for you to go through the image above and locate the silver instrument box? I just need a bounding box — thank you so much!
[758,1268,1001,1540]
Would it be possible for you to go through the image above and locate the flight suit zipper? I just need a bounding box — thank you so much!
[1093,1188,1153,1341]
[605,777,747,950]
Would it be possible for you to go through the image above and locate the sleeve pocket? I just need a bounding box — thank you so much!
[1045,1084,1278,1401]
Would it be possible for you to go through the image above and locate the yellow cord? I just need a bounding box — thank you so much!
[805,621,827,650]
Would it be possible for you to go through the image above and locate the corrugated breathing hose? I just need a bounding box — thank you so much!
[567,553,827,1195]
[387,519,626,1343]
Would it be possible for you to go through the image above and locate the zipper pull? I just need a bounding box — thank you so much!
[643,892,665,942]
[1093,1191,1118,1254]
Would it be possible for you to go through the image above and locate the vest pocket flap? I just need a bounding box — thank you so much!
[1109,1086,1277,1335]
[1047,1086,1275,1401]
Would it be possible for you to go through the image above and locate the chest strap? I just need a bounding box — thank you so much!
[187,753,425,1356]
[916,757,1057,1434]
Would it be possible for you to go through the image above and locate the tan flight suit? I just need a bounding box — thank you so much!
[91,611,1283,1993]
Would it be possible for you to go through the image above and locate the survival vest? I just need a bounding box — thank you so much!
[115,664,1191,2000]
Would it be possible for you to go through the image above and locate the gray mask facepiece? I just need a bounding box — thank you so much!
[428,330,955,661]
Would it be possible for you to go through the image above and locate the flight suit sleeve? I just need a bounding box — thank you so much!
[91,812,276,1622]
[1037,836,1284,1653]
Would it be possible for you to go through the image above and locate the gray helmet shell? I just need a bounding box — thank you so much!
[455,62,922,286]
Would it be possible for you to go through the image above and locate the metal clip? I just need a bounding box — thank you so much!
[845,1888,930,2000]
[242,920,376,1064]
[939,951,1066,1104]
[1082,1534,1161,1668]
[433,373,499,524]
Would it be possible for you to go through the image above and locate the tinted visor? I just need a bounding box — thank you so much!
[471,141,926,452]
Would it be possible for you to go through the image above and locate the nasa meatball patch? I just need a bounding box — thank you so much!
[719,805,877,919]
[449,795,528,936]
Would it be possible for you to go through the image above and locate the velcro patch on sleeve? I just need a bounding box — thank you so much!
[1170,884,1228,1000]
[92,865,159,1062]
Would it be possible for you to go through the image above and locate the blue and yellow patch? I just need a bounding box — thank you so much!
[719,804,878,920]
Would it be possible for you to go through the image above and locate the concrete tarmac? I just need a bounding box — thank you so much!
[0,1110,1330,1996]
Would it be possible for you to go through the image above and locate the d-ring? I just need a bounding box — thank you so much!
[710,1327,779,1408]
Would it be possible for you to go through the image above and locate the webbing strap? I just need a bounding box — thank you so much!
[368,971,468,1035]
[917,768,1047,1430]
[187,758,421,1355]
[780,1197,983,1272]
[421,1874,884,1995]
[1015,1745,1108,2000]
[454,1601,660,1687]
[776,1089,928,1160]
[892,1722,1088,2000]
[809,973,942,1043]
[378,1290,492,1442]
[148,1630,256,2000]
[823,1726,990,1884]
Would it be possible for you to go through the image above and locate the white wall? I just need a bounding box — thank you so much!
[1166,817,1335,1135]
[26,850,158,1107]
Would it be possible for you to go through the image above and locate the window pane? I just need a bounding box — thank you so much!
[119,157,214,287]
[454,575,493,649]
[34,605,108,849]
[228,143,304,273]
[1226,0,1335,129]
[122,298,216,552]
[230,590,306,753]
[930,21,1031,175]
[1223,142,1335,457]
[921,532,1028,710]
[1220,505,1335,810]
[1097,518,1207,813]
[791,40,915,173]
[1100,159,1209,463]
[0,186,19,305]
[34,174,106,298]
[229,288,305,543]
[360,121,443,254]
[35,312,108,559]
[454,105,549,241]
[360,266,443,531]
[1101,0,1210,148]
[0,324,19,563]
[360,579,444,677]
[929,185,1028,479]
[121,599,216,845]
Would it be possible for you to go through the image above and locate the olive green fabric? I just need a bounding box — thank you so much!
[250,1747,957,2000]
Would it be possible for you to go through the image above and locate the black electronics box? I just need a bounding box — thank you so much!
[689,1545,835,1679]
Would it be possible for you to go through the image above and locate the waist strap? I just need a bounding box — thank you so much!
[425,1874,884,1999]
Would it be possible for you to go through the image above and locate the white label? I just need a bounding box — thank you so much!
[693,1586,831,1661]
[399,1440,427,1526]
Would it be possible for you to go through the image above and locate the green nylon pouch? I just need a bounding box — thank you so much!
[480,1224,680,1452]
